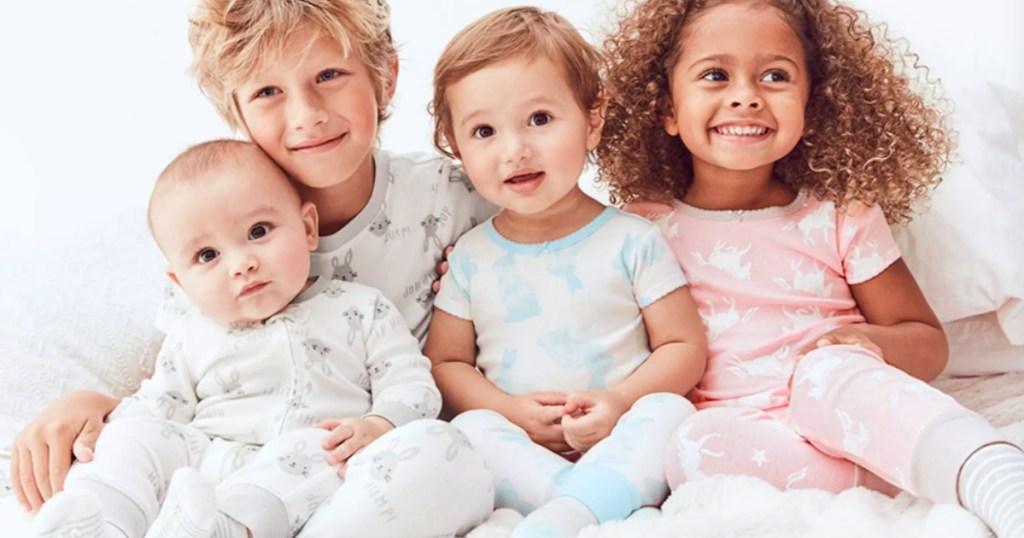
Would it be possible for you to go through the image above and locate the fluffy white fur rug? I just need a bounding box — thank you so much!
[468,372,1024,538]
[468,474,993,538]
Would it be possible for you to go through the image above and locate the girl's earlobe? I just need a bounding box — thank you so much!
[663,113,680,136]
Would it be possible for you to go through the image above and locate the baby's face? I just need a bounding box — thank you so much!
[152,156,318,325]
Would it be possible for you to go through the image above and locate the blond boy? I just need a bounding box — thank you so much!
[14,1,497,526]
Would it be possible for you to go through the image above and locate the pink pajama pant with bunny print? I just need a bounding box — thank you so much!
[665,345,1007,504]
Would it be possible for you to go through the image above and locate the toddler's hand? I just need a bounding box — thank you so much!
[315,416,394,478]
[432,245,455,293]
[508,392,571,453]
[561,390,630,453]
[789,325,883,389]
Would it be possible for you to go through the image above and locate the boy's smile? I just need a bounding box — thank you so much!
[235,28,382,198]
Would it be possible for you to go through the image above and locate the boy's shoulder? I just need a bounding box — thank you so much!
[379,149,458,185]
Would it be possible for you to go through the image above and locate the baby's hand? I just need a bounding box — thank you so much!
[508,392,571,453]
[315,416,394,478]
[431,245,455,293]
[789,325,883,389]
[560,390,630,453]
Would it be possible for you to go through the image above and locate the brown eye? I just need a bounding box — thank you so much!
[196,248,218,264]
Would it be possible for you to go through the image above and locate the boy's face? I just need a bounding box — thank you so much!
[235,28,384,192]
[447,56,602,217]
[152,156,319,325]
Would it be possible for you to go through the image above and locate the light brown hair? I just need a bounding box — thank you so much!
[148,140,293,234]
[430,6,604,158]
[598,0,954,222]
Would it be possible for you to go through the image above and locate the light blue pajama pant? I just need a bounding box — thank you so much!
[452,393,695,523]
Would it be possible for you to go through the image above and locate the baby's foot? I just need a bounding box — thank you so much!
[33,489,122,537]
[144,468,216,538]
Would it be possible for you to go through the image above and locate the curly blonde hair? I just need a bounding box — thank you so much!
[189,0,395,132]
[597,0,953,222]
[430,7,604,159]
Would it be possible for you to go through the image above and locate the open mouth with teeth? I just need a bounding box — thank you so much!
[713,125,773,136]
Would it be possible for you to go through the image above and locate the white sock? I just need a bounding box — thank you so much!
[33,489,126,538]
[958,443,1024,538]
[145,468,217,538]
[512,496,598,538]
[208,514,248,538]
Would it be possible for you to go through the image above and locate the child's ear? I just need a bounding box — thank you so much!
[301,201,319,251]
[586,101,606,151]
[662,100,680,137]
[165,269,180,287]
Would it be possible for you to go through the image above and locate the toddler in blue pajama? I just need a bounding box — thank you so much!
[423,8,709,538]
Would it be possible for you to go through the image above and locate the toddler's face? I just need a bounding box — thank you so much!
[235,27,384,194]
[663,2,810,180]
[446,56,602,217]
[152,157,318,325]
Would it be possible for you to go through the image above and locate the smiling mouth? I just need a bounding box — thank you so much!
[292,134,345,152]
[713,125,773,136]
[504,171,544,184]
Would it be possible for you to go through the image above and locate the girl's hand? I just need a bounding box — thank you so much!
[560,391,630,453]
[11,391,118,512]
[507,392,571,453]
[789,325,883,388]
[316,416,394,478]
[431,245,455,293]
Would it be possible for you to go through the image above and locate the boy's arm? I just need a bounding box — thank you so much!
[112,330,198,423]
[10,391,119,511]
[610,286,708,405]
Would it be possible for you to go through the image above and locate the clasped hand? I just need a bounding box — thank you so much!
[509,390,629,454]
[314,415,394,478]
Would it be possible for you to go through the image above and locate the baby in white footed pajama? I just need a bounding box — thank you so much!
[33,140,493,538]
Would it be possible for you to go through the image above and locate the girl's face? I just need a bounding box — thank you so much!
[663,2,810,180]
[235,28,384,192]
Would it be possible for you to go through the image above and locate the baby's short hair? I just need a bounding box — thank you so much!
[189,0,395,132]
[430,7,604,158]
[147,139,291,233]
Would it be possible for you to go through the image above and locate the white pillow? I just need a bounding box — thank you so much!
[0,208,166,454]
[943,312,1024,376]
[892,79,1024,345]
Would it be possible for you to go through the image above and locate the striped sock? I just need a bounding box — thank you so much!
[958,443,1024,538]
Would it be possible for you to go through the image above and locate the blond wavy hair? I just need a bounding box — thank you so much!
[597,0,953,222]
[430,7,604,159]
[189,0,395,132]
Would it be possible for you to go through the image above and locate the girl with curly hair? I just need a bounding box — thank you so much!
[599,1,1024,536]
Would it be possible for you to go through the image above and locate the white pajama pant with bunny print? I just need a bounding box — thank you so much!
[62,418,493,538]
[666,345,1010,504]
[453,393,695,523]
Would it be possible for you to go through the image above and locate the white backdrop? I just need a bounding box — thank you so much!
[0,1,1020,259]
